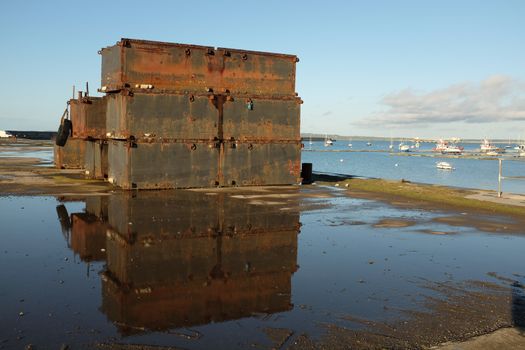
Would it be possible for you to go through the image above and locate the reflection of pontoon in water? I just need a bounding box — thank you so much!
[57,190,300,334]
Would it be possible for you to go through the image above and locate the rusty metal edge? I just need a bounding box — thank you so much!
[99,38,298,60]
[110,139,302,144]
[217,46,298,60]
[101,88,302,101]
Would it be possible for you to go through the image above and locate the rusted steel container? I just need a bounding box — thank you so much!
[100,38,298,96]
[84,140,108,179]
[107,140,220,189]
[222,96,301,141]
[106,91,219,141]
[219,141,301,186]
[107,140,301,189]
[53,138,86,169]
[69,96,107,139]
[70,213,107,262]
[106,91,301,142]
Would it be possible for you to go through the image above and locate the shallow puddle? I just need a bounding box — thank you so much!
[0,188,524,349]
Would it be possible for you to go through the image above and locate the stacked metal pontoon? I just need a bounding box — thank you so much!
[100,38,302,189]
[54,93,107,179]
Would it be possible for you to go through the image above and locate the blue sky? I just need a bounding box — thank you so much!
[1,0,524,139]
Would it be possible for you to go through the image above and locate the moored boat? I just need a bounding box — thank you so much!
[398,143,410,152]
[480,139,499,153]
[441,145,463,155]
[436,161,454,170]
[324,134,333,147]
[433,139,449,152]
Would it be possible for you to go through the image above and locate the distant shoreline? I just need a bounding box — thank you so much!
[1,130,519,144]
[301,135,520,143]
[3,130,56,140]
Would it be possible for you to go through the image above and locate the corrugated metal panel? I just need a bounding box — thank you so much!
[107,140,220,189]
[70,96,107,139]
[54,138,86,169]
[106,91,219,141]
[219,141,302,187]
[100,38,298,96]
[222,96,301,141]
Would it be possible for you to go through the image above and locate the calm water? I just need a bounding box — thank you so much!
[0,189,523,349]
[303,140,525,194]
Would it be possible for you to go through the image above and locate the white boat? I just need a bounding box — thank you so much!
[366,142,372,146]
[433,139,449,152]
[441,145,463,155]
[480,139,499,153]
[486,151,499,156]
[517,144,525,156]
[436,161,454,170]
[324,135,334,147]
[348,143,352,148]
[398,143,410,152]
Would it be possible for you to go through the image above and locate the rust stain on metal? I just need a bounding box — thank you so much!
[100,38,298,96]
[56,38,303,189]
[54,138,87,169]
[84,140,108,179]
[70,96,107,139]
[105,91,219,141]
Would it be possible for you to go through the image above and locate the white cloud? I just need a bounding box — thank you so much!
[357,75,525,127]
